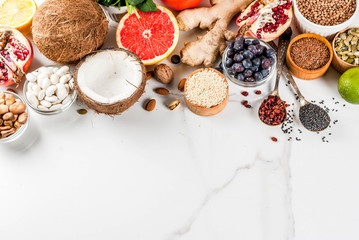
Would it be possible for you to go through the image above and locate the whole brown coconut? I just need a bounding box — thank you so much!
[32,0,108,63]
[73,49,147,115]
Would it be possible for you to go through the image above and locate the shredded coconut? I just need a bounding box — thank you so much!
[185,69,228,108]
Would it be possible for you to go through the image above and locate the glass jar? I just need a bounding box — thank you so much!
[222,38,277,87]
[0,91,29,144]
[23,65,77,115]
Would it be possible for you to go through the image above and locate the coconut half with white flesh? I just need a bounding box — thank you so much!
[73,49,146,115]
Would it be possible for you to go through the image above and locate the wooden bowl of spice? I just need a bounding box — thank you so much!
[286,33,333,80]
[184,68,229,117]
[332,27,359,74]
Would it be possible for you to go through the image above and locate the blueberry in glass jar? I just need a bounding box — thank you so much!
[224,37,275,84]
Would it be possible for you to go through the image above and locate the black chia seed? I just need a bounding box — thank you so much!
[171,55,181,64]
[299,104,331,132]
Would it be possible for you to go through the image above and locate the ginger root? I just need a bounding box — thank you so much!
[176,0,254,67]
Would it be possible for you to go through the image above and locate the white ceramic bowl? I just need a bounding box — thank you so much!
[292,0,359,39]
[100,5,127,23]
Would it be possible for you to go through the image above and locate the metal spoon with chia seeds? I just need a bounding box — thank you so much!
[282,66,331,132]
[259,28,292,126]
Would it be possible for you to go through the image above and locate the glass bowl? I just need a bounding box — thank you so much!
[23,65,77,115]
[222,38,277,88]
[0,91,29,144]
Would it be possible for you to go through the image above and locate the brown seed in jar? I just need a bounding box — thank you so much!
[9,101,26,114]
[3,120,13,127]
[2,112,14,121]
[1,128,16,138]
[14,121,22,129]
[11,114,18,122]
[18,112,28,124]
[0,104,9,115]
[0,125,11,131]
[5,94,15,106]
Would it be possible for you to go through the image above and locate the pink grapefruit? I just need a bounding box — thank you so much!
[116,6,179,65]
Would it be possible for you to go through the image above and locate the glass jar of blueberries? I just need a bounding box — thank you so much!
[221,37,276,87]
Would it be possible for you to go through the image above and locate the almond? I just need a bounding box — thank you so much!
[154,88,169,96]
[145,99,156,111]
[178,78,186,92]
[146,71,154,81]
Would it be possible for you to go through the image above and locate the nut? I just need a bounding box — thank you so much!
[5,94,15,106]
[178,78,186,92]
[0,126,11,131]
[4,120,13,127]
[9,101,26,114]
[146,71,154,81]
[14,121,22,129]
[1,128,16,138]
[168,99,181,110]
[2,112,14,121]
[145,99,156,111]
[18,112,28,124]
[0,104,9,115]
[154,88,169,96]
[154,64,173,84]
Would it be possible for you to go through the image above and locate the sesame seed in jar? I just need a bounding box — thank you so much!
[185,69,228,108]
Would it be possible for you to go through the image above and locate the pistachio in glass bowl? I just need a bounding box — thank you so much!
[23,65,77,115]
[222,37,277,87]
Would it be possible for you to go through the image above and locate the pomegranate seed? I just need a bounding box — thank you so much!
[241,100,248,105]
[255,90,261,95]
[245,104,252,108]
[271,137,278,142]
[241,91,249,96]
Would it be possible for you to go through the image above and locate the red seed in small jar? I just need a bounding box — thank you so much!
[255,90,261,95]
[271,137,278,142]
[241,100,248,105]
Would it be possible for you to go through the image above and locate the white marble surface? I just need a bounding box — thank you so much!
[1,1,359,239]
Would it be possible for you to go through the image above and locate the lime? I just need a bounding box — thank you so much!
[338,67,359,104]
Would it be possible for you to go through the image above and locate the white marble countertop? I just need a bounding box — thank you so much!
[1,0,359,239]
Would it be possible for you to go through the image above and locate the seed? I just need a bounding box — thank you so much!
[290,37,330,70]
[77,109,88,115]
[271,137,278,142]
[259,95,286,125]
[171,54,181,64]
[245,104,252,108]
[255,90,261,95]
[154,88,169,95]
[168,99,181,110]
[296,0,356,26]
[241,100,248,105]
[299,103,330,132]
[241,91,249,96]
[178,78,186,91]
[145,99,156,111]
[146,71,154,81]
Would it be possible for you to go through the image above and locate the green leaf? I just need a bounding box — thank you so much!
[136,0,157,12]
[128,0,145,5]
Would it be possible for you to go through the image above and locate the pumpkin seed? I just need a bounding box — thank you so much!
[334,28,359,65]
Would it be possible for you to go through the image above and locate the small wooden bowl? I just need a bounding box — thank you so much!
[332,27,359,74]
[184,68,229,117]
[286,33,333,80]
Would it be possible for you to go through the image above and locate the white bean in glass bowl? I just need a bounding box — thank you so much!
[23,65,77,115]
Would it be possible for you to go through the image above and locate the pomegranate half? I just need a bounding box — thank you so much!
[236,0,293,42]
[0,27,33,87]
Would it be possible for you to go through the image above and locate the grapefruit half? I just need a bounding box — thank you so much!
[116,6,179,65]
